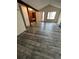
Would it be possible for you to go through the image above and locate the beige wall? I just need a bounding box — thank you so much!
[17,4,26,35]
[36,12,43,22]
[40,5,61,23]
[21,5,30,26]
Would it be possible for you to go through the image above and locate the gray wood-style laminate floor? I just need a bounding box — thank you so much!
[17,22,61,59]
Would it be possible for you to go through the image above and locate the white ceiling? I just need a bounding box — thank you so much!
[22,0,61,10]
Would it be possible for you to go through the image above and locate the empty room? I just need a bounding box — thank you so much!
[17,0,61,59]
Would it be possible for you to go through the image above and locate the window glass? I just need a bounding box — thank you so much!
[47,12,56,19]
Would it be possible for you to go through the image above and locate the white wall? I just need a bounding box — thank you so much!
[40,5,61,23]
[57,13,61,24]
[50,0,61,8]
[22,0,61,10]
[22,0,49,10]
[17,4,26,35]
[21,5,30,26]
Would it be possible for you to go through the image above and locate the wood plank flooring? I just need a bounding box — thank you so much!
[17,22,61,59]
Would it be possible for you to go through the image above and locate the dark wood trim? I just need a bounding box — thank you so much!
[17,0,39,11]
[27,8,31,26]
[18,4,27,29]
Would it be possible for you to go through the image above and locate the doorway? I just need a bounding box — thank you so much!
[28,7,36,25]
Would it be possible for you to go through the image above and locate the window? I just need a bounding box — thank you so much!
[47,12,56,19]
